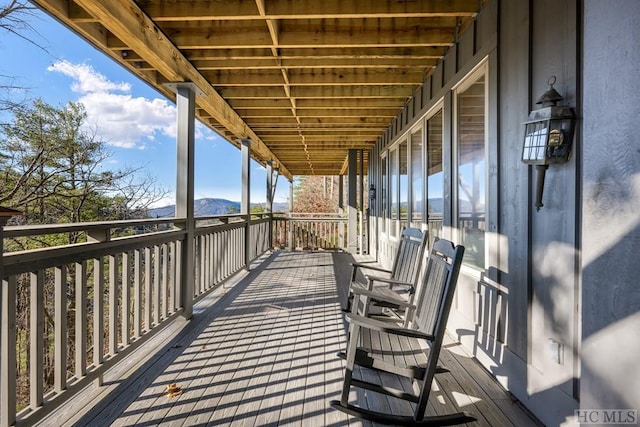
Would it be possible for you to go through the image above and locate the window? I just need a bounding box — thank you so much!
[427,110,444,240]
[390,148,398,237]
[410,128,423,228]
[456,70,486,270]
[399,139,408,226]
[381,154,387,233]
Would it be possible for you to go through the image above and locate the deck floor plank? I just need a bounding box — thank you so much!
[38,251,540,427]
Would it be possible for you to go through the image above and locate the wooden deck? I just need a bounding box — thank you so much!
[41,251,540,427]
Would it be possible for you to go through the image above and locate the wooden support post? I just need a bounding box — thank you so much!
[240,138,252,269]
[266,161,273,248]
[338,176,345,249]
[359,149,365,254]
[266,161,273,213]
[1,207,21,427]
[347,150,358,254]
[288,180,294,251]
[172,82,198,320]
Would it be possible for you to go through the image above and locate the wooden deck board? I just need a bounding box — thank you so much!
[39,251,540,427]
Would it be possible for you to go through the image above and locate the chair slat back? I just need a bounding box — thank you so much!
[412,237,465,420]
[390,227,427,284]
[413,238,463,336]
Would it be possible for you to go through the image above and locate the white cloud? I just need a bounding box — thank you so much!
[48,60,176,149]
[48,61,131,93]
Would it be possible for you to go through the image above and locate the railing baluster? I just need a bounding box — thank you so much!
[122,251,130,347]
[196,235,203,295]
[109,254,118,356]
[175,240,182,309]
[134,249,142,338]
[30,271,44,410]
[55,265,67,393]
[169,241,176,313]
[1,276,17,427]
[94,257,104,385]
[153,245,160,325]
[207,234,212,289]
[204,234,208,291]
[222,232,228,279]
[162,243,168,319]
[144,247,151,331]
[75,261,87,379]
[202,235,207,292]
[214,231,220,283]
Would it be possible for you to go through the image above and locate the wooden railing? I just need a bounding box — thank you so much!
[0,213,271,426]
[272,213,346,251]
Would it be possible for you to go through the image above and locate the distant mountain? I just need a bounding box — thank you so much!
[147,198,288,218]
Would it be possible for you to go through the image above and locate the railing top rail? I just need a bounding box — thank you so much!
[273,216,346,222]
[276,212,343,216]
[2,229,187,276]
[3,217,178,238]
[3,213,275,239]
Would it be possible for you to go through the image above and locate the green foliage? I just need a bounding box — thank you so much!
[0,99,166,247]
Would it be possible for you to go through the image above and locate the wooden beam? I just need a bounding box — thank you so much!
[228,98,408,109]
[183,46,448,60]
[160,20,455,49]
[246,117,392,125]
[234,108,399,118]
[191,57,438,70]
[205,69,425,86]
[136,0,478,21]
[218,85,415,99]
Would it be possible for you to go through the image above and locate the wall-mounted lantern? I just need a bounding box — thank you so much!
[368,184,376,201]
[522,77,576,211]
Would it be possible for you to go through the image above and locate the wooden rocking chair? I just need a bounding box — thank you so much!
[345,227,427,324]
[330,238,475,426]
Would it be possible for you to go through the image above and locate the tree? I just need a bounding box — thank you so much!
[0,99,166,242]
[292,175,339,214]
[227,204,239,214]
[1,0,39,111]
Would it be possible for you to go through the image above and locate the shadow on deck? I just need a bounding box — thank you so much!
[40,251,540,427]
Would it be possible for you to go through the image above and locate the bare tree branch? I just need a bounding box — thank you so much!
[0,1,46,110]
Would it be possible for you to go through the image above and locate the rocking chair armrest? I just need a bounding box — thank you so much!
[345,313,434,341]
[365,275,413,288]
[351,263,392,275]
[350,286,416,309]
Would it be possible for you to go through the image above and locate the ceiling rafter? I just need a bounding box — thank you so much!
[34,0,484,176]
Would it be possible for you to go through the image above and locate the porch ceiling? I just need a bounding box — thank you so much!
[32,0,482,180]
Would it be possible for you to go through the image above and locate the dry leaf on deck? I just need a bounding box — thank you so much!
[165,383,182,397]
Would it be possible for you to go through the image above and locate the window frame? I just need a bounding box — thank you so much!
[452,60,489,273]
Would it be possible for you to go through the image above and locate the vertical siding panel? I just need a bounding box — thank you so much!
[444,46,457,83]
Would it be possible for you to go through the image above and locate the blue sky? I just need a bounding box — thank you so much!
[0,5,289,207]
